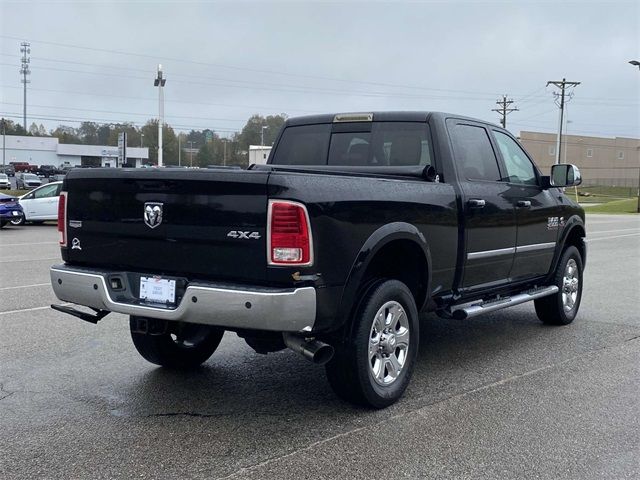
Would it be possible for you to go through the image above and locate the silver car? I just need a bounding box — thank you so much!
[16,173,42,190]
[0,173,10,190]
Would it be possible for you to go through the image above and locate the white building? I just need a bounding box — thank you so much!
[2,135,149,168]
[248,145,272,165]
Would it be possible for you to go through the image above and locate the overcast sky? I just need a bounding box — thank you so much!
[0,0,638,140]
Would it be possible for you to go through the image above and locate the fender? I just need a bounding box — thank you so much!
[336,222,432,329]
[547,214,587,280]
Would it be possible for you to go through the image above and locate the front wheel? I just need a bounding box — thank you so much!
[326,279,419,408]
[534,245,584,325]
[130,317,225,368]
[10,216,24,226]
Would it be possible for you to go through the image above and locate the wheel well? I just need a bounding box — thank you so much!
[565,225,586,263]
[360,239,429,310]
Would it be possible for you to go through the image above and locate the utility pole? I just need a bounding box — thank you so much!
[178,134,181,167]
[154,64,166,167]
[547,78,580,164]
[20,42,31,131]
[491,95,518,129]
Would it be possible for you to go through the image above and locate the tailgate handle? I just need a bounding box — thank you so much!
[517,200,531,208]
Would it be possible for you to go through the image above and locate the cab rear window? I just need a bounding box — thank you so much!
[272,122,432,167]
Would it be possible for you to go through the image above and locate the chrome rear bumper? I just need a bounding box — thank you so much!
[50,264,316,332]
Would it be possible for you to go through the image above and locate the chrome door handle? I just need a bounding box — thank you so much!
[517,200,531,208]
[468,198,486,208]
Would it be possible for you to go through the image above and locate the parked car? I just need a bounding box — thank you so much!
[37,165,58,178]
[50,111,586,408]
[50,173,67,182]
[14,181,62,225]
[0,173,10,190]
[11,162,38,174]
[0,193,24,228]
[16,172,42,189]
[0,165,15,177]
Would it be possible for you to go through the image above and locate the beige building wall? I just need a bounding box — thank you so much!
[518,131,640,188]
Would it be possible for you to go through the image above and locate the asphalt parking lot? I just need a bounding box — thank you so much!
[1,215,639,479]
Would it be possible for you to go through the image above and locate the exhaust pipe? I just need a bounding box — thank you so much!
[283,333,334,365]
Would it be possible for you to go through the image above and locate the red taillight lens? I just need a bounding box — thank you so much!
[58,191,67,246]
[268,201,312,265]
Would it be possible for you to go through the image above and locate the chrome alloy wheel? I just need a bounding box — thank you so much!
[562,258,580,312]
[368,300,410,386]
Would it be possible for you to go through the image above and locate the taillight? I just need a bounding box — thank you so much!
[58,191,67,247]
[268,200,313,266]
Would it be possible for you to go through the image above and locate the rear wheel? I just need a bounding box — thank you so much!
[326,279,419,408]
[534,246,583,325]
[130,317,225,368]
[10,216,24,226]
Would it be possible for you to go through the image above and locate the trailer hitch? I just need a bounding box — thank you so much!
[51,304,110,324]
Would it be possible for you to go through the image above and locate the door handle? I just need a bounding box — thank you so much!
[468,198,486,209]
[517,200,531,208]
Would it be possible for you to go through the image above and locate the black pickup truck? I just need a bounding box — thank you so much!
[50,112,586,408]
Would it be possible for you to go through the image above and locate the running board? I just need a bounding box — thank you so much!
[449,285,559,320]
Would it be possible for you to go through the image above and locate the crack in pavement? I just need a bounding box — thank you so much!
[0,382,15,401]
[215,334,640,480]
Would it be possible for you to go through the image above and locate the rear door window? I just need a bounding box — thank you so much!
[449,123,501,182]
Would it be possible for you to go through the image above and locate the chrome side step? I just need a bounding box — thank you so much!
[449,285,559,320]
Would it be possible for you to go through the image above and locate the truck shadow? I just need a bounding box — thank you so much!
[119,306,578,422]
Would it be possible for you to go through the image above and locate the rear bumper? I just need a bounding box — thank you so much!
[50,264,317,333]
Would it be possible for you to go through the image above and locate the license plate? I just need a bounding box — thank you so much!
[139,276,176,304]
[11,211,19,216]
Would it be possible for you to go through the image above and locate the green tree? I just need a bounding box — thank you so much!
[50,125,81,144]
[237,114,287,154]
[140,119,179,165]
[1,118,27,136]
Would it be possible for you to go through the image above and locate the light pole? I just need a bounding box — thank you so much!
[2,119,6,171]
[261,125,268,147]
[223,138,227,166]
[154,64,166,167]
[630,61,640,212]
[139,133,144,167]
[188,141,194,167]
[178,134,181,167]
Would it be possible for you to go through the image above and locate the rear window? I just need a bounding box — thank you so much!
[272,122,432,167]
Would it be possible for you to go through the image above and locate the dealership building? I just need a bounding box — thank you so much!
[2,135,149,169]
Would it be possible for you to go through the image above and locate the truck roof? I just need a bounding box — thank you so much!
[284,111,497,128]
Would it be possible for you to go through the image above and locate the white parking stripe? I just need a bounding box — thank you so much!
[0,241,58,247]
[588,228,640,235]
[0,257,59,264]
[0,283,49,291]
[0,304,67,316]
[586,233,640,242]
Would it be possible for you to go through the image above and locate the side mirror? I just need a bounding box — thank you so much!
[551,164,582,187]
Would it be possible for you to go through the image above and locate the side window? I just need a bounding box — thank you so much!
[450,124,501,181]
[273,124,331,165]
[33,184,59,199]
[493,131,538,185]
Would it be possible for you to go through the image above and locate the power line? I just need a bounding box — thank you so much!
[547,78,581,164]
[491,95,518,128]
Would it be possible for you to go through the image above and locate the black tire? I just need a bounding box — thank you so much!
[0,220,6,229]
[534,245,583,325]
[326,279,419,408]
[130,317,224,368]
[10,216,25,226]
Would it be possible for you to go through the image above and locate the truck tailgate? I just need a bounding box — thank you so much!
[62,168,270,284]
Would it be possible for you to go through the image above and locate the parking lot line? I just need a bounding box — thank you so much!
[0,257,59,264]
[586,232,640,242]
[0,241,58,248]
[0,283,50,291]
[0,305,67,316]
[587,228,640,235]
